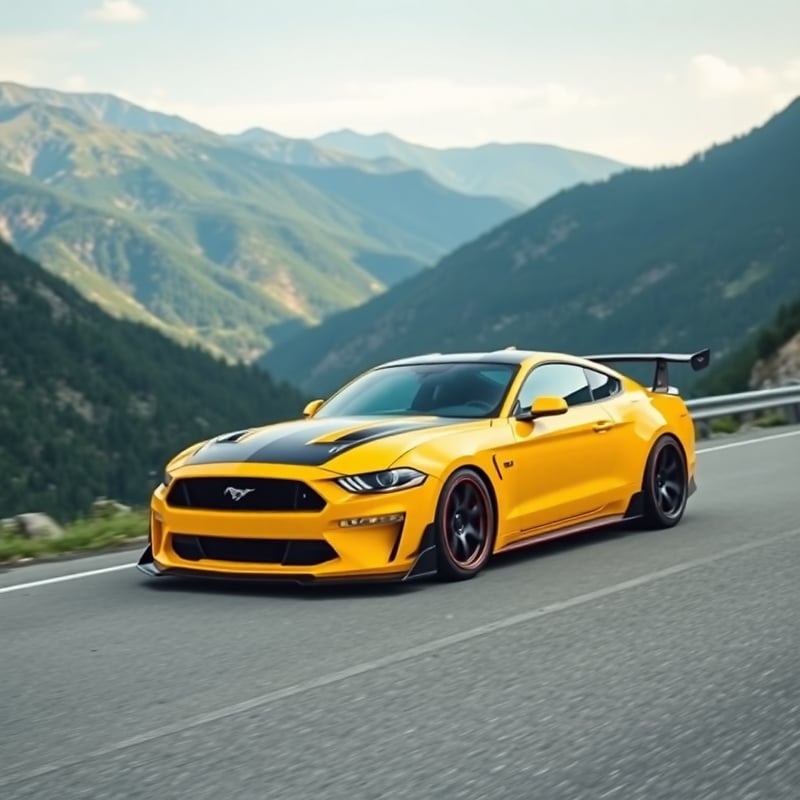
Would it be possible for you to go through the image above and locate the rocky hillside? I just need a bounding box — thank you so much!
[750,332,800,388]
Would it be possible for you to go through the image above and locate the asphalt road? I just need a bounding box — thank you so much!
[1,427,799,799]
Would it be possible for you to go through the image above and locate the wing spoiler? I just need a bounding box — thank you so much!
[584,348,711,392]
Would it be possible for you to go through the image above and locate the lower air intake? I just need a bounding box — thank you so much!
[171,534,337,565]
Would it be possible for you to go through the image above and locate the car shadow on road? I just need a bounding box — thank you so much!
[488,518,652,569]
[487,509,716,571]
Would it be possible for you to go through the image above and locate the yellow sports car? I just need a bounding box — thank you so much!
[138,347,710,584]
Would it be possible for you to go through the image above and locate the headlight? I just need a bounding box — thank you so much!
[337,468,426,493]
[162,470,173,487]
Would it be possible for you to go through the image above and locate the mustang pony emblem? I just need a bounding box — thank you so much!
[224,486,256,502]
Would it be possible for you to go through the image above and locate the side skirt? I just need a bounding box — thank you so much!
[495,492,644,555]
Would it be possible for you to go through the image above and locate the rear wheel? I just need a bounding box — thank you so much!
[435,468,495,580]
[642,435,688,528]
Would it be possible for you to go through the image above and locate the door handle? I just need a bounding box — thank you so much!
[593,420,615,433]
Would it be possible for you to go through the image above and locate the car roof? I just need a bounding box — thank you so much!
[375,348,585,368]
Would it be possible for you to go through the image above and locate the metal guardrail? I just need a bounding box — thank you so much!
[686,384,800,424]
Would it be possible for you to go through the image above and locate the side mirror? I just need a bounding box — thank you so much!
[515,395,569,421]
[303,399,325,418]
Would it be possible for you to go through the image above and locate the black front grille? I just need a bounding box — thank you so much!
[171,534,337,565]
[166,477,325,512]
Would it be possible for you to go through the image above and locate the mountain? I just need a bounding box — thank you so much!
[0,83,402,172]
[0,237,308,523]
[0,87,517,361]
[227,127,407,173]
[262,97,800,397]
[0,84,629,209]
[314,129,628,206]
[0,81,206,136]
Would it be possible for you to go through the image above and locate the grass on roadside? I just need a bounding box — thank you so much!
[753,410,788,427]
[0,510,149,563]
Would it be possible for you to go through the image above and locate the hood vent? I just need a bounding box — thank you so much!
[213,429,251,444]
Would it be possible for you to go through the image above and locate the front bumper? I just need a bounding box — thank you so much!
[138,462,441,583]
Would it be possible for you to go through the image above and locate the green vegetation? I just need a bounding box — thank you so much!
[752,298,800,362]
[262,97,800,397]
[710,417,740,435]
[695,295,800,395]
[704,410,789,439]
[754,411,788,427]
[0,238,309,523]
[0,510,148,563]
[0,85,518,362]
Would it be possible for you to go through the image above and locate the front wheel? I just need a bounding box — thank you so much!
[434,468,496,581]
[642,435,688,528]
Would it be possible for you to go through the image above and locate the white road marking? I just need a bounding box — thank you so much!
[696,428,800,454]
[0,563,135,594]
[1,524,799,788]
[1,427,796,596]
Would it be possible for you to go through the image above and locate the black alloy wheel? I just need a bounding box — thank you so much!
[435,468,495,580]
[642,435,688,528]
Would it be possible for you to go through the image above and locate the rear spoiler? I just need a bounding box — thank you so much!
[584,348,711,392]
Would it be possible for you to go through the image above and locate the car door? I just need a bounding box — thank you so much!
[498,362,623,543]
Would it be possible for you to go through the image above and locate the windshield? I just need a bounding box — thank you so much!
[315,362,519,419]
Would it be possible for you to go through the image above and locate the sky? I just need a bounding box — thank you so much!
[2,0,799,166]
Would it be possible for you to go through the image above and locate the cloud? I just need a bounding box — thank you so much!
[85,1,146,23]
[0,33,96,86]
[784,59,800,84]
[692,54,771,95]
[65,74,89,91]
[130,78,617,143]
[690,53,800,109]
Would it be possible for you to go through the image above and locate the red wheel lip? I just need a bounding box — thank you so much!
[440,474,494,570]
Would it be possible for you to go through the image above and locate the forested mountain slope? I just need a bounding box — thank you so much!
[0,239,307,521]
[263,97,800,396]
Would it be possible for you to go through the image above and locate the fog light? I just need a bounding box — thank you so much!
[339,513,405,528]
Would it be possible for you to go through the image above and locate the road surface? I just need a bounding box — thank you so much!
[1,427,799,799]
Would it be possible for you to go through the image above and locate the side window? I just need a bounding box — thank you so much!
[585,368,621,400]
[516,363,593,409]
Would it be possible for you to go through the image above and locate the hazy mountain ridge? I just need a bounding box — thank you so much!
[314,129,629,206]
[1,83,627,207]
[226,127,409,174]
[0,81,207,136]
[261,97,800,396]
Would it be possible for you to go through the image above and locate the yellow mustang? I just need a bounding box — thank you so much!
[138,347,710,584]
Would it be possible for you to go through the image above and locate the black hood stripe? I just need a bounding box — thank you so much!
[183,417,466,467]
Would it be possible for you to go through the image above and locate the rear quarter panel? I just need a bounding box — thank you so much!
[608,378,698,487]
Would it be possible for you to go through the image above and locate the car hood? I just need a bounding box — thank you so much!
[173,415,490,473]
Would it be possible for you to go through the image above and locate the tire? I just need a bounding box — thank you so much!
[434,467,496,581]
[641,435,688,528]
